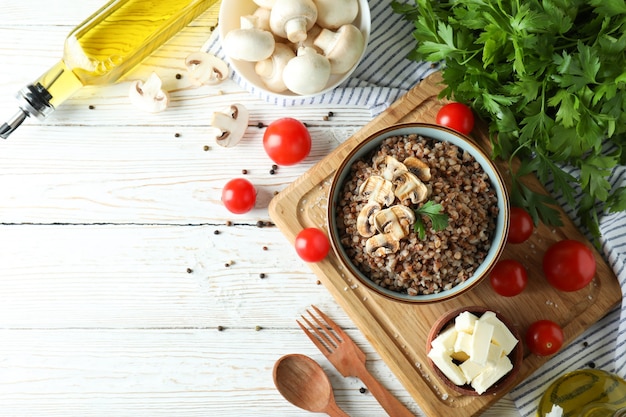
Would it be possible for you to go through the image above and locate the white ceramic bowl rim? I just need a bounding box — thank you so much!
[328,123,510,303]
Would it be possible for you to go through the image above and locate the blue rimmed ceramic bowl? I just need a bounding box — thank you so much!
[327,123,510,303]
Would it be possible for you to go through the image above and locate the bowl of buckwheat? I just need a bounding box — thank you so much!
[327,123,510,303]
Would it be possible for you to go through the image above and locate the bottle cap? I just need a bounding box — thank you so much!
[0,83,53,139]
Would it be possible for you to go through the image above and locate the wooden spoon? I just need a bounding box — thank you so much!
[273,353,350,417]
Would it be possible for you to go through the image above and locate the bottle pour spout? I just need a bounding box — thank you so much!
[0,83,54,139]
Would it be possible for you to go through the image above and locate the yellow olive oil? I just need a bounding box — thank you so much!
[537,370,626,417]
[1,0,218,138]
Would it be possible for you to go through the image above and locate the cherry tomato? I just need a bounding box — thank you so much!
[436,102,475,135]
[263,118,311,166]
[489,259,528,297]
[508,206,534,244]
[295,228,330,262]
[543,240,596,292]
[526,320,564,356]
[221,178,256,214]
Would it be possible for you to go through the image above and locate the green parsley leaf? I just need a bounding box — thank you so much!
[413,201,449,240]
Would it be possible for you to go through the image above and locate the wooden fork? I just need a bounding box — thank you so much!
[298,305,415,417]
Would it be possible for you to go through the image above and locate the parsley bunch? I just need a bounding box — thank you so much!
[413,201,449,240]
[392,0,626,241]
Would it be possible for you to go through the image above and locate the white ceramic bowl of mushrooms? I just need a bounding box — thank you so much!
[218,0,371,97]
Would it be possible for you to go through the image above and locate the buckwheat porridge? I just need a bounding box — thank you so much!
[335,133,499,296]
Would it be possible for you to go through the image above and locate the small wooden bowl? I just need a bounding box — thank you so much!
[426,306,523,396]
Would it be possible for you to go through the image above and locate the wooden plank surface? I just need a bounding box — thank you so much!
[269,72,622,416]
[0,1,548,416]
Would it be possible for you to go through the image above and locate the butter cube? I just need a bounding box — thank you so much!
[451,331,472,361]
[431,326,458,352]
[480,313,519,354]
[455,311,479,334]
[471,355,513,394]
[459,359,484,382]
[470,320,494,365]
[486,342,504,366]
[428,347,467,386]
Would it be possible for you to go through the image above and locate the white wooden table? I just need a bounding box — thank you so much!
[0,2,522,416]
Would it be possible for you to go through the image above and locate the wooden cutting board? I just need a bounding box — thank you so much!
[268,72,621,416]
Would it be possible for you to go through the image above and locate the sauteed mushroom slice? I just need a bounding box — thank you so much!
[404,156,431,181]
[356,202,381,237]
[365,233,400,257]
[381,155,408,181]
[394,171,429,204]
[374,205,415,238]
[358,175,394,206]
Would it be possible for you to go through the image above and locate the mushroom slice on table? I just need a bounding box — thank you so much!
[185,51,229,86]
[210,104,249,147]
[365,233,400,257]
[404,156,432,181]
[394,171,429,204]
[356,201,381,238]
[128,72,169,113]
[358,175,394,207]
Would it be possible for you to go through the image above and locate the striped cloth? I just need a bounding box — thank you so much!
[205,1,626,415]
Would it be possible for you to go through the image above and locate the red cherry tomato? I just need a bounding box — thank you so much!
[489,259,528,297]
[295,228,330,262]
[526,320,564,356]
[436,102,475,135]
[263,118,311,166]
[543,240,596,292]
[221,178,256,214]
[508,206,534,244]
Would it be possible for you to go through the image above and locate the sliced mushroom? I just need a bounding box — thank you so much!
[356,202,381,237]
[374,205,416,238]
[210,104,249,147]
[128,72,169,113]
[381,156,408,182]
[365,233,400,257]
[358,175,394,206]
[185,51,229,86]
[404,156,432,181]
[394,171,429,204]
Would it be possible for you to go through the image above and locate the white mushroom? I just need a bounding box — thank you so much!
[223,17,275,62]
[314,24,365,74]
[210,104,249,147]
[282,47,331,95]
[314,0,359,30]
[253,0,276,8]
[249,7,272,33]
[270,0,318,43]
[185,51,229,86]
[255,43,296,93]
[128,72,169,113]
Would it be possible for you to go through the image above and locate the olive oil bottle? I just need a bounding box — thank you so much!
[1,0,218,138]
[538,369,626,417]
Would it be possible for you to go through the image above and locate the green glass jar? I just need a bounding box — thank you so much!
[538,369,626,417]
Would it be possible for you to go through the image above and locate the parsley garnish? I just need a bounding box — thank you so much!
[392,0,626,245]
[413,201,449,240]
